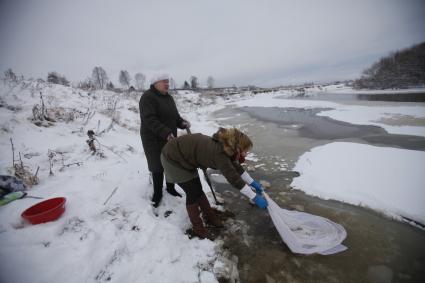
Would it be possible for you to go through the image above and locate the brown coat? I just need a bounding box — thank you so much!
[162,133,246,190]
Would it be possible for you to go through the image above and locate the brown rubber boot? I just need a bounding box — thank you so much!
[198,194,223,228]
[186,203,208,239]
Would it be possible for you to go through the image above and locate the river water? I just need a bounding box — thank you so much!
[210,96,425,283]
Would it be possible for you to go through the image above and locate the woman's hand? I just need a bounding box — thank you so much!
[250,180,263,194]
[253,194,268,209]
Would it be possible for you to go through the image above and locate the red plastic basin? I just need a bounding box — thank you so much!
[21,197,66,224]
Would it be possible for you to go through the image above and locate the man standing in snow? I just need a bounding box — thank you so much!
[139,74,190,207]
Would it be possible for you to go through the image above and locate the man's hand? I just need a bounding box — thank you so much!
[182,120,191,129]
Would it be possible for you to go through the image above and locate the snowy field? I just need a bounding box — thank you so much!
[0,79,231,283]
[1,79,424,283]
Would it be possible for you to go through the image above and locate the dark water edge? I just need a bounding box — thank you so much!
[240,107,425,151]
[357,92,425,102]
[287,92,425,102]
[212,106,425,283]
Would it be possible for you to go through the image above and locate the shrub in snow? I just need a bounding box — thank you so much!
[47,71,69,86]
[31,93,56,127]
[10,139,39,187]
[4,68,17,82]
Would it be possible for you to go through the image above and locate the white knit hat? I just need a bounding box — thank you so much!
[150,73,169,85]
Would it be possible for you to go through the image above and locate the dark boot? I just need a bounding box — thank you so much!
[198,194,223,228]
[166,182,182,198]
[151,172,163,207]
[186,203,208,239]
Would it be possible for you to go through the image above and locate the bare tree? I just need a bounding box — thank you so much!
[106,81,115,91]
[47,72,69,86]
[4,68,17,81]
[78,77,95,90]
[47,72,61,84]
[60,76,70,86]
[169,77,176,90]
[134,73,146,90]
[91,66,109,89]
[207,76,215,89]
[183,81,190,89]
[119,70,131,89]
[190,76,198,89]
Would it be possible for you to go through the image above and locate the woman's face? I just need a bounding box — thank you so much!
[154,79,169,94]
[241,145,252,156]
[236,148,249,163]
[240,149,248,157]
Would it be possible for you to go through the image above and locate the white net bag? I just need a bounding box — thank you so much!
[264,193,347,255]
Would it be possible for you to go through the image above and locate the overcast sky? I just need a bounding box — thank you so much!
[1,0,424,87]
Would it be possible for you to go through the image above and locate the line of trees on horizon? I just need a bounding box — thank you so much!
[3,67,217,92]
[5,42,424,92]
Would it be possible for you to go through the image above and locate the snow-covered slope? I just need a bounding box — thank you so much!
[0,79,230,283]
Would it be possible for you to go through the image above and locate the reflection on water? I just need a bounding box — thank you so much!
[241,107,425,151]
[213,171,425,283]
[242,107,385,139]
[212,106,425,283]
[358,92,425,102]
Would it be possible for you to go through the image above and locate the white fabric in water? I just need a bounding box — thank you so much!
[264,193,347,255]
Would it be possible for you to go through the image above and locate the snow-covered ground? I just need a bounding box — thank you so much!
[291,142,425,225]
[0,79,235,283]
[1,79,424,283]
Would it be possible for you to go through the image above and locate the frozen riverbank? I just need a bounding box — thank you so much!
[235,91,425,137]
[213,104,425,282]
[229,90,425,225]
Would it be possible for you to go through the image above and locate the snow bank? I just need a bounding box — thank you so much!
[291,142,425,225]
[301,83,425,95]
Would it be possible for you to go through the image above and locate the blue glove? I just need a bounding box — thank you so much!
[253,194,267,209]
[250,180,263,194]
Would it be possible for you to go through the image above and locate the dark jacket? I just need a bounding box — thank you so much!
[139,85,185,172]
[162,133,246,190]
